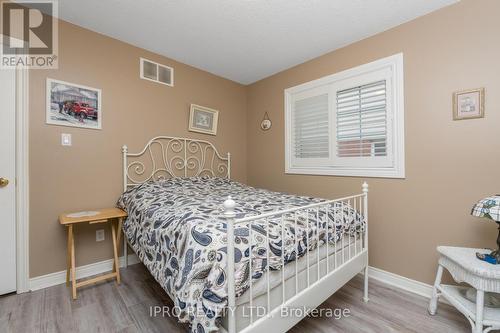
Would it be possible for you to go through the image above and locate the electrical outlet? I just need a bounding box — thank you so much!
[96,229,105,242]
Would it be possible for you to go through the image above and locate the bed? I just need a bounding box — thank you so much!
[118,136,369,333]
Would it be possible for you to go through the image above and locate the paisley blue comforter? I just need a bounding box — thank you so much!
[117,177,365,333]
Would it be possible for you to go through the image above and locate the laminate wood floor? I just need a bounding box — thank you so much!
[0,263,477,333]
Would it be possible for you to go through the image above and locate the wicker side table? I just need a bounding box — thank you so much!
[429,246,500,333]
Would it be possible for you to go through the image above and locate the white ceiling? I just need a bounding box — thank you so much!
[55,0,457,84]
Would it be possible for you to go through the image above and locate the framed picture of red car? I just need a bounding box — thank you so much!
[46,78,102,130]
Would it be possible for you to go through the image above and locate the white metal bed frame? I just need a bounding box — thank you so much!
[121,136,369,333]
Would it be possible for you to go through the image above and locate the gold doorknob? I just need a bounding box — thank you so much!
[0,178,9,188]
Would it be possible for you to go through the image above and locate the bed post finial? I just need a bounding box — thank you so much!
[224,196,236,217]
[122,145,128,153]
[224,195,236,333]
[362,182,368,193]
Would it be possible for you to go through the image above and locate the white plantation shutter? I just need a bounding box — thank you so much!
[293,93,329,159]
[285,53,404,178]
[336,80,387,158]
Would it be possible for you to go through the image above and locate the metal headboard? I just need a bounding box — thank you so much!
[122,136,230,191]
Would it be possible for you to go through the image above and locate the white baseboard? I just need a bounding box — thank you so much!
[363,266,450,305]
[29,257,441,306]
[29,254,140,291]
[366,266,433,298]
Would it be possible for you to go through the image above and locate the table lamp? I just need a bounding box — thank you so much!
[471,195,500,264]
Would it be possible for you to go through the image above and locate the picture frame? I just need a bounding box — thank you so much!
[188,104,219,135]
[46,78,102,130]
[453,88,485,121]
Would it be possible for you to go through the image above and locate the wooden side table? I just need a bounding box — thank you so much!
[59,208,127,299]
[429,246,500,333]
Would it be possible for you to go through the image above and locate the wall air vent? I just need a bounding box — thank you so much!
[140,58,174,86]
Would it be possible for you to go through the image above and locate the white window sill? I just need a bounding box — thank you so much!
[285,166,405,179]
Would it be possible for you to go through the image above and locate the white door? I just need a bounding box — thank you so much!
[0,65,17,294]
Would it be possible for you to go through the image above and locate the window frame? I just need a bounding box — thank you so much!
[284,53,405,179]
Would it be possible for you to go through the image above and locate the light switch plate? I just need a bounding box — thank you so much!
[96,229,105,242]
[61,133,72,146]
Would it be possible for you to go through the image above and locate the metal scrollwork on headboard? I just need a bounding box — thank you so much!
[122,136,230,190]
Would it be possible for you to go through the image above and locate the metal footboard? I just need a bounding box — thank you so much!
[223,182,369,333]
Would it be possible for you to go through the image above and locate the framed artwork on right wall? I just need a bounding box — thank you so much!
[453,87,485,120]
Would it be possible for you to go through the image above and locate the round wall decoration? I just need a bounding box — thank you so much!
[260,112,272,131]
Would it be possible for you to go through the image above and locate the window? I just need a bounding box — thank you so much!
[140,58,174,86]
[285,53,404,178]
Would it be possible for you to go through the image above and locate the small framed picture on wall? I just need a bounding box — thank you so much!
[189,104,219,135]
[453,88,485,120]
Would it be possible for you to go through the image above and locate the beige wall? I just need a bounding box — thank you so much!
[246,0,500,284]
[29,21,247,277]
[29,0,499,285]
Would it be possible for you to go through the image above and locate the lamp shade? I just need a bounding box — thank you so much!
[471,195,500,222]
